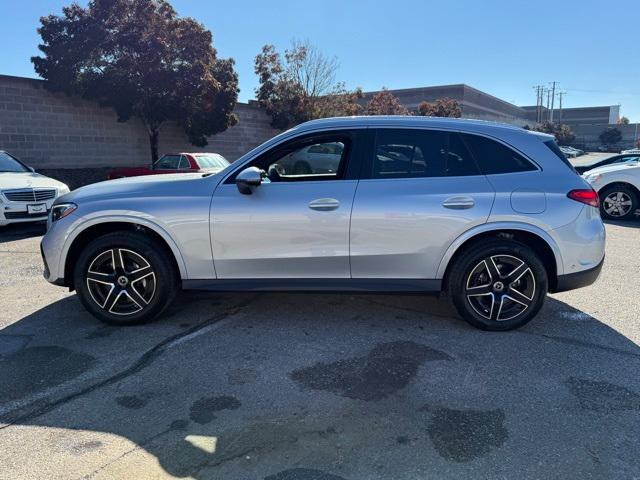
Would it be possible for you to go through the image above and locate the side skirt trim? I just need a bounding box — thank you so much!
[182,278,442,293]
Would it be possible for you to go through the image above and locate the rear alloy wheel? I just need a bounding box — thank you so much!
[74,232,177,325]
[447,239,548,331]
[600,185,638,220]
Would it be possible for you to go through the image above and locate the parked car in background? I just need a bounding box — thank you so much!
[559,146,577,158]
[0,151,69,226]
[107,152,229,179]
[621,148,640,155]
[583,161,640,220]
[575,153,640,174]
[42,117,605,332]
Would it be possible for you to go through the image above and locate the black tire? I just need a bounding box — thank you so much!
[293,161,312,175]
[446,239,548,331]
[73,231,178,325]
[599,184,638,220]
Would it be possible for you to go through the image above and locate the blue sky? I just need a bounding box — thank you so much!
[2,0,639,120]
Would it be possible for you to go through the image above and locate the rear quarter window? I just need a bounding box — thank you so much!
[462,133,537,175]
[543,140,577,173]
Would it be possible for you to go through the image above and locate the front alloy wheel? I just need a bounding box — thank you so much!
[86,248,157,315]
[74,231,177,325]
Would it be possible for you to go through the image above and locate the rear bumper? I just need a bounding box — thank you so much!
[553,256,604,293]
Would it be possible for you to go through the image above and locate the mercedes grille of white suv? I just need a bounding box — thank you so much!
[40,117,605,331]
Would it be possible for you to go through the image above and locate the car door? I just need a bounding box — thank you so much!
[211,130,364,279]
[350,128,496,279]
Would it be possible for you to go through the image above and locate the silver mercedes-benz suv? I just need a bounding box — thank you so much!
[41,117,605,331]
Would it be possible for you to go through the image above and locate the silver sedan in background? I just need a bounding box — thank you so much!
[41,116,605,331]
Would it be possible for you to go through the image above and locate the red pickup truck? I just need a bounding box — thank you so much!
[107,152,230,180]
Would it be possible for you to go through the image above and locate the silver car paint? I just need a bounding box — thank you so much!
[41,116,605,287]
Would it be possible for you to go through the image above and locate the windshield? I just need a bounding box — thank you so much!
[0,151,29,173]
[195,154,229,169]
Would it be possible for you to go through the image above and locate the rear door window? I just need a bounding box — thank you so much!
[371,129,480,178]
[462,133,537,174]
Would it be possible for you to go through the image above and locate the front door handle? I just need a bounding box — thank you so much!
[308,198,340,211]
[442,196,475,209]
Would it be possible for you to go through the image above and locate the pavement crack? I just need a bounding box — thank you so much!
[520,331,640,359]
[0,297,255,429]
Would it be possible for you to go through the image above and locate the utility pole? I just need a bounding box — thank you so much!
[549,81,557,122]
[557,91,566,123]
[546,89,551,121]
[533,85,543,123]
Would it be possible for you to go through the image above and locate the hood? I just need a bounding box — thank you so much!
[58,171,218,204]
[582,162,640,177]
[0,171,68,191]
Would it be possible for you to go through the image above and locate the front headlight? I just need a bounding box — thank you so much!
[51,203,77,222]
[58,185,71,195]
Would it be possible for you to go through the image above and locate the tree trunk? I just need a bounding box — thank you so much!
[149,129,160,163]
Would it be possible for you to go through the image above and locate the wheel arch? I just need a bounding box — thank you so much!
[598,181,640,198]
[61,216,187,289]
[438,223,563,292]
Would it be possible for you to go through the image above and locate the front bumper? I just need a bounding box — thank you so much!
[553,256,604,293]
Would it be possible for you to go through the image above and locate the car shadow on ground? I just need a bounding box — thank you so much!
[604,216,640,229]
[1,292,639,479]
[0,222,47,243]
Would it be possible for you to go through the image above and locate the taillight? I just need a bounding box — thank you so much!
[567,189,600,208]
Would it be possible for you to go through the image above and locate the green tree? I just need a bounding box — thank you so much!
[32,0,239,161]
[365,88,409,115]
[254,40,363,130]
[618,116,630,125]
[416,97,461,117]
[532,121,575,145]
[599,127,623,147]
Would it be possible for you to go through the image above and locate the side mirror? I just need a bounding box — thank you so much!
[29,166,35,172]
[236,167,263,195]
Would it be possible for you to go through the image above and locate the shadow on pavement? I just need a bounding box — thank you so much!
[1,291,639,479]
[0,222,46,244]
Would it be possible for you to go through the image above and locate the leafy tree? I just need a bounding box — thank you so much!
[32,0,239,161]
[365,88,409,115]
[417,97,461,117]
[599,127,622,146]
[532,121,575,145]
[254,40,362,130]
[618,116,630,125]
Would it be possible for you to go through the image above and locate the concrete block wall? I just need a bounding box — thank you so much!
[571,123,639,150]
[0,74,278,169]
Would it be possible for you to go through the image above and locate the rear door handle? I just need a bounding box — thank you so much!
[308,198,340,211]
[442,196,475,209]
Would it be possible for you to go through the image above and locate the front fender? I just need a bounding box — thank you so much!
[436,221,565,279]
[58,213,188,280]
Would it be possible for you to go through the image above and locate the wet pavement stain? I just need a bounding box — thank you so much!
[69,440,103,455]
[565,377,640,412]
[427,407,508,462]
[264,469,348,480]
[289,341,450,401]
[84,326,118,340]
[0,346,96,404]
[189,395,241,424]
[115,394,148,410]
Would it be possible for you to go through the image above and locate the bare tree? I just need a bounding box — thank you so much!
[255,40,362,129]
